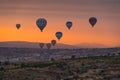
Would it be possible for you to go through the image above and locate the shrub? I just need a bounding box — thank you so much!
[56,62,68,70]
[98,70,106,76]
[71,55,76,59]
[4,61,10,65]
[0,67,5,71]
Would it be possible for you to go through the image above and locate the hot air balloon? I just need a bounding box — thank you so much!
[39,43,44,49]
[89,17,97,27]
[55,32,63,40]
[66,21,72,29]
[46,43,51,49]
[36,18,47,32]
[16,24,21,29]
[51,40,56,46]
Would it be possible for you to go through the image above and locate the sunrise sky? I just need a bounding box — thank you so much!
[0,0,120,47]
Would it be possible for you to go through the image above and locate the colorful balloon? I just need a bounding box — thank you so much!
[36,18,47,32]
[16,24,21,29]
[39,43,44,49]
[55,32,63,40]
[89,17,97,27]
[66,21,72,29]
[46,43,51,49]
[51,40,56,46]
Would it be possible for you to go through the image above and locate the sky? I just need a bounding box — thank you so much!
[0,0,120,47]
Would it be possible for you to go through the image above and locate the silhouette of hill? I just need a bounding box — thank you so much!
[0,41,115,49]
[75,42,109,48]
[0,41,78,49]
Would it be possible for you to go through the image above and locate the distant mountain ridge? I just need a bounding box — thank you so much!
[0,41,114,48]
[0,41,78,49]
[76,42,109,48]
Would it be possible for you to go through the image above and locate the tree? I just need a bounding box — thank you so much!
[4,61,10,65]
[118,52,120,56]
[51,58,55,61]
[107,53,111,56]
[0,61,1,65]
[0,67,5,71]
[71,55,76,59]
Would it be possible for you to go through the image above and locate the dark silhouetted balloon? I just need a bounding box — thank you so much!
[89,17,97,27]
[51,40,56,46]
[39,43,44,49]
[46,43,51,49]
[66,21,72,29]
[36,18,47,32]
[16,24,21,29]
[55,32,63,40]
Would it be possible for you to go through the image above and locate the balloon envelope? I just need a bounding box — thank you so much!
[89,17,97,27]
[39,43,44,49]
[16,24,21,29]
[51,40,56,46]
[46,43,51,49]
[55,32,63,40]
[36,18,47,32]
[66,21,72,29]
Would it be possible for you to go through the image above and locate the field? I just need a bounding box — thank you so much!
[0,55,120,80]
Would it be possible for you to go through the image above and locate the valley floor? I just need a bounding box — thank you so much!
[0,55,120,80]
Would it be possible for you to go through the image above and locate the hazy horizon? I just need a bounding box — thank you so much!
[0,41,119,48]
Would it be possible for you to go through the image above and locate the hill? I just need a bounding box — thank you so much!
[0,41,78,49]
[76,42,109,48]
[0,41,113,49]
